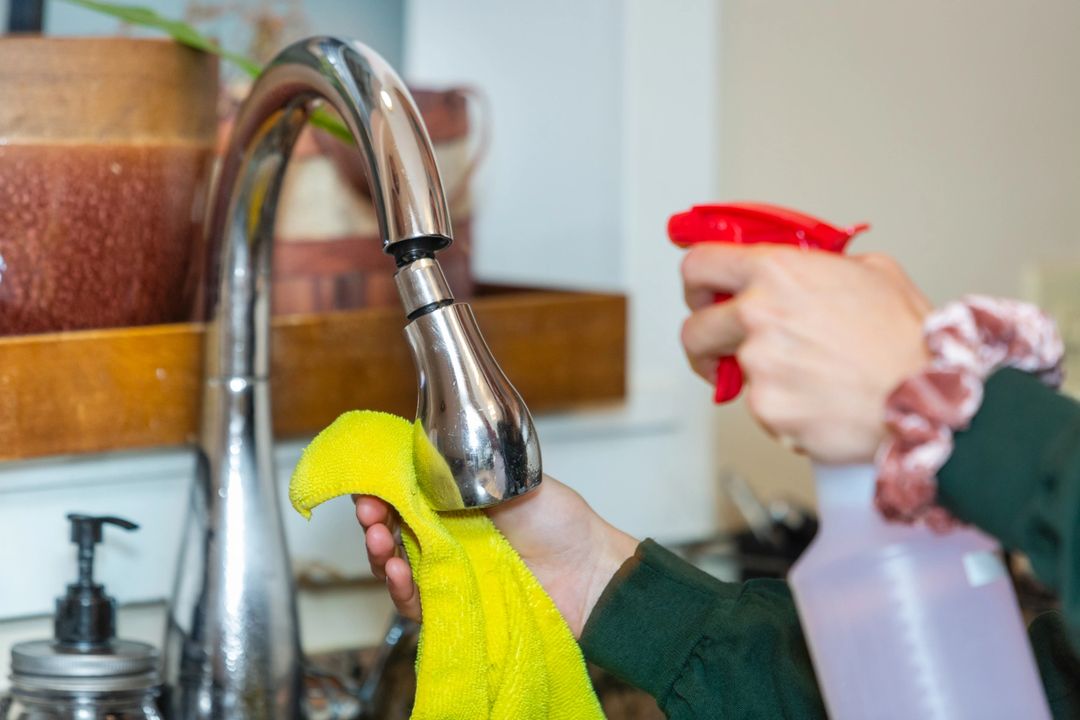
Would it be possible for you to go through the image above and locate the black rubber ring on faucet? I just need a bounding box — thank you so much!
[390,234,453,267]
[407,299,454,321]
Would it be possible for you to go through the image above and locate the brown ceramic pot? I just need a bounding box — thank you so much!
[0,38,218,335]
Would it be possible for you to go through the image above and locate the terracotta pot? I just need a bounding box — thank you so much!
[0,38,218,335]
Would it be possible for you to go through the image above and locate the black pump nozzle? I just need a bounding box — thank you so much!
[55,514,139,649]
[7,0,46,33]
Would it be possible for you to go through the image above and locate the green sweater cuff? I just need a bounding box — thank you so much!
[1029,611,1080,714]
[579,539,735,700]
[938,368,1080,550]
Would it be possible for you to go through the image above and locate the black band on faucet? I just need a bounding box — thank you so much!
[407,298,455,321]
[390,234,453,267]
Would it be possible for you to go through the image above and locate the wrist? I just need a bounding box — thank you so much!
[874,296,1064,526]
[582,519,638,628]
[861,342,932,461]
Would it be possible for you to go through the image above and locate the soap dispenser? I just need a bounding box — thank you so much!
[3,515,162,720]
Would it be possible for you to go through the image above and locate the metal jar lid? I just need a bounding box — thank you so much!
[10,640,159,694]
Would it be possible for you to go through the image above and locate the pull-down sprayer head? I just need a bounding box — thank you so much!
[395,258,541,508]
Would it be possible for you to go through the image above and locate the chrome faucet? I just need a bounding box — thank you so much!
[163,37,541,718]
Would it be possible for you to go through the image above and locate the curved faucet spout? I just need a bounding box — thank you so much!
[203,36,452,382]
[165,37,541,719]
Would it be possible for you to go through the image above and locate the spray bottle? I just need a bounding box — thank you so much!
[668,203,1051,720]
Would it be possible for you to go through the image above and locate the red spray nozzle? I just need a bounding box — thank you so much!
[668,203,870,403]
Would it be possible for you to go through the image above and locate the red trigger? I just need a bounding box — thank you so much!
[668,203,870,404]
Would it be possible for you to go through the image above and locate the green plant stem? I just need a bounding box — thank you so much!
[58,0,353,142]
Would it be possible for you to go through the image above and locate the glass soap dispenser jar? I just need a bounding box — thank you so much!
[2,515,161,720]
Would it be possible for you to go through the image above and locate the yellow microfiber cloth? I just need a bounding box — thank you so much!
[289,410,605,720]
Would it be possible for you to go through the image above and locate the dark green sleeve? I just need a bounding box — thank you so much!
[582,540,1080,719]
[579,539,826,720]
[938,367,1080,647]
[1029,611,1080,717]
[578,369,1080,717]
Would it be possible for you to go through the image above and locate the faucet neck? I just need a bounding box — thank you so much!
[395,257,455,320]
[201,37,455,382]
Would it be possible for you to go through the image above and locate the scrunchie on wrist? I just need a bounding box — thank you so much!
[875,295,1065,529]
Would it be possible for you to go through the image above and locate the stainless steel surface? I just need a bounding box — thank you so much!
[355,614,416,715]
[6,640,160,718]
[166,378,298,719]
[166,36,541,719]
[11,640,157,681]
[406,303,542,509]
[394,258,453,316]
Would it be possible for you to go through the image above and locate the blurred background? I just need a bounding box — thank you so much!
[1,0,1078,696]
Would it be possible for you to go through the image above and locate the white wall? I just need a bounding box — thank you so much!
[404,0,625,290]
[714,0,1080,507]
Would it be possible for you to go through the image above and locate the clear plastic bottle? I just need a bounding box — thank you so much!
[789,464,1051,719]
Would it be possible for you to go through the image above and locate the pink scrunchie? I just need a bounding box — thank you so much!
[875,295,1065,530]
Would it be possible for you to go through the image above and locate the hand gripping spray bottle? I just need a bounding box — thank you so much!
[669,203,1051,720]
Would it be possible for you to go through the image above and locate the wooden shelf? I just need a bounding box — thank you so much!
[0,288,626,461]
